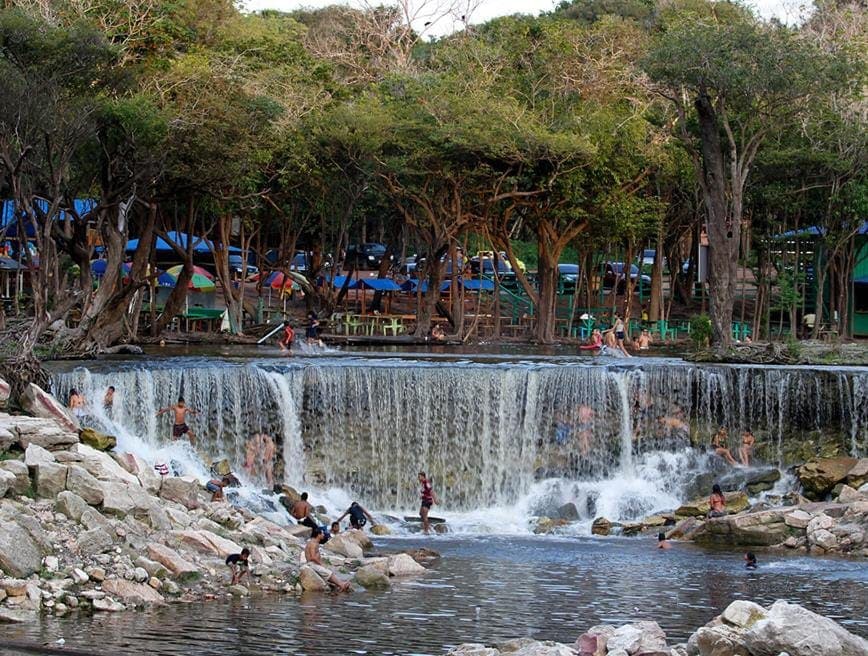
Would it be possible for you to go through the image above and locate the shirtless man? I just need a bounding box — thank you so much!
[711,428,737,466]
[636,329,652,351]
[291,492,318,530]
[302,528,351,592]
[156,397,198,446]
[739,429,756,466]
[68,389,87,419]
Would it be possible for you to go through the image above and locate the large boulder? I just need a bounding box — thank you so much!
[102,579,164,605]
[695,508,796,547]
[0,522,44,577]
[76,527,114,555]
[844,458,868,489]
[743,600,868,656]
[55,491,89,521]
[690,625,750,656]
[387,553,426,577]
[574,625,614,656]
[146,543,200,580]
[354,562,390,589]
[555,502,580,521]
[114,453,162,494]
[371,524,392,536]
[66,464,105,505]
[298,565,329,591]
[20,384,80,433]
[721,600,768,629]
[74,444,139,485]
[591,517,612,536]
[33,462,68,498]
[324,532,364,559]
[675,491,750,518]
[159,477,202,510]
[79,427,116,452]
[797,457,859,500]
[24,443,55,468]
[446,646,500,656]
[100,481,155,518]
[343,528,374,551]
[0,460,29,495]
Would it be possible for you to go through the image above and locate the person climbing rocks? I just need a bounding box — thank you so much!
[303,527,351,592]
[156,397,198,446]
[418,471,438,535]
[291,492,318,530]
[336,501,378,531]
[708,484,727,518]
[226,547,251,585]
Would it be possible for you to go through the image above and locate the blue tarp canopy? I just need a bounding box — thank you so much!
[459,278,495,291]
[356,278,402,292]
[1,199,96,239]
[854,276,868,286]
[774,221,868,239]
[328,275,358,289]
[125,231,242,255]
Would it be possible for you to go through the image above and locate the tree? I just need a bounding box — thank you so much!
[644,2,852,346]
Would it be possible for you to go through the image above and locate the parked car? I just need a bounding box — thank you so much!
[469,255,516,279]
[289,251,309,272]
[345,243,393,270]
[228,255,258,278]
[558,263,580,283]
[640,249,666,271]
[399,255,418,276]
[603,261,651,294]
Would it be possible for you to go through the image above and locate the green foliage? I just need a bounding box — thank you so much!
[689,314,713,348]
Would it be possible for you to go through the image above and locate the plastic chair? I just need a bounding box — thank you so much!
[382,316,404,336]
[656,319,676,341]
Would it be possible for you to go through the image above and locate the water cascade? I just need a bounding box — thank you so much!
[52,358,868,531]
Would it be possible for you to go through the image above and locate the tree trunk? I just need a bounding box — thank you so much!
[649,225,664,322]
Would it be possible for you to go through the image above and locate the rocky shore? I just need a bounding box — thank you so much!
[447,598,868,656]
[0,385,430,624]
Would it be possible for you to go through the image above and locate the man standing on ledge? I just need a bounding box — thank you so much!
[418,471,438,535]
[156,397,198,446]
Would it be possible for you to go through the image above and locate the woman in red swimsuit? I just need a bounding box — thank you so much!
[418,471,438,535]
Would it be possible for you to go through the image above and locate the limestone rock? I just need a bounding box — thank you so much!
[228,584,249,597]
[0,460,30,495]
[114,453,162,494]
[797,457,859,499]
[210,458,232,477]
[92,597,125,612]
[76,527,114,555]
[388,553,426,577]
[0,522,43,577]
[691,625,749,656]
[34,462,68,498]
[74,444,140,485]
[574,625,614,656]
[102,579,164,605]
[675,491,749,518]
[371,524,392,536]
[836,485,865,504]
[298,564,328,591]
[20,383,80,433]
[784,509,813,529]
[79,427,116,451]
[555,502,579,521]
[744,600,868,656]
[325,532,364,559]
[845,458,868,489]
[535,517,570,534]
[24,443,55,467]
[159,477,202,510]
[134,557,168,579]
[591,517,611,536]
[0,469,15,498]
[66,464,104,505]
[606,625,643,654]
[355,560,390,589]
[0,608,38,623]
[146,543,199,579]
[722,600,768,629]
[80,507,111,530]
[343,528,374,551]
[695,508,797,547]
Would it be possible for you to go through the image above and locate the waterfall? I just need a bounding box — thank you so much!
[51,358,868,528]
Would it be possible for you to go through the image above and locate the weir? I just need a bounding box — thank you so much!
[51,357,868,526]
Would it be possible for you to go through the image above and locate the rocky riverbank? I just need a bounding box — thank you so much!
[0,386,430,624]
[447,598,868,656]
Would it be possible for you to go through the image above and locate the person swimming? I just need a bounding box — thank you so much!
[657,532,672,550]
[744,552,757,569]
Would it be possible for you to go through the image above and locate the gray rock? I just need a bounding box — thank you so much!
[20,383,80,434]
[298,565,328,591]
[0,608,38,623]
[690,625,750,656]
[92,597,125,612]
[388,553,426,576]
[24,443,55,467]
[722,600,768,629]
[34,462,68,498]
[134,556,168,579]
[228,584,249,597]
[55,491,89,521]
[354,563,390,589]
[607,624,643,653]
[102,579,164,605]
[159,477,202,510]
[0,460,30,495]
[744,600,868,656]
[555,502,580,521]
[324,532,363,559]
[446,645,500,655]
[146,543,199,579]
[0,522,44,577]
[76,527,114,555]
[80,507,111,530]
[66,465,104,505]
[0,469,16,497]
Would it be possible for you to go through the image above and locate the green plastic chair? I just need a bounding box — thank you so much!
[382,316,404,336]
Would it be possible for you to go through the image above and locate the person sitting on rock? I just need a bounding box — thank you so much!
[290,492,318,530]
[330,521,341,535]
[303,527,351,592]
[206,475,237,502]
[708,484,727,518]
[710,428,737,466]
[336,501,378,531]
[226,547,250,585]
[657,532,672,550]
[739,429,756,467]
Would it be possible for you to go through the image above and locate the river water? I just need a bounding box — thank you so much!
[4,535,868,655]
